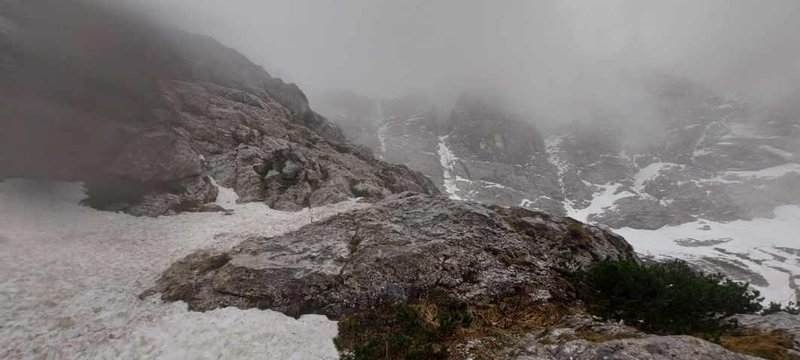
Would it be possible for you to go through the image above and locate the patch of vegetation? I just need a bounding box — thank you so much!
[335,288,571,360]
[565,219,589,240]
[335,296,473,360]
[763,301,800,315]
[252,161,272,176]
[571,259,763,336]
[721,329,799,360]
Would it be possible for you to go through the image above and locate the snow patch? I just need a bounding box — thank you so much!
[545,135,571,211]
[0,178,365,359]
[616,205,800,304]
[633,162,680,194]
[375,102,388,159]
[437,135,463,200]
[569,183,635,223]
[724,163,800,180]
[760,145,794,161]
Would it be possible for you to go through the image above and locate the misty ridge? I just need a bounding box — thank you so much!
[133,0,800,140]
[4,0,800,150]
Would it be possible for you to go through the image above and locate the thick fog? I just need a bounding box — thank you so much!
[131,0,800,118]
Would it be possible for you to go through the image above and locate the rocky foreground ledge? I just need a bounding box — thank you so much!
[143,193,799,359]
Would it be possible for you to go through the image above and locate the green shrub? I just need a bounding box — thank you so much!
[763,302,800,315]
[571,259,763,335]
[335,298,473,360]
[565,219,589,240]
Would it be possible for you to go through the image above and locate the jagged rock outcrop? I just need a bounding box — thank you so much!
[438,94,564,214]
[316,92,446,188]
[0,0,438,216]
[145,192,636,316]
[320,91,564,214]
[583,74,800,229]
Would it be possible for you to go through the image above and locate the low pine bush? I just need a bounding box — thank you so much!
[571,259,763,335]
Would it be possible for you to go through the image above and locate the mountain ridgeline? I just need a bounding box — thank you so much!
[317,82,800,229]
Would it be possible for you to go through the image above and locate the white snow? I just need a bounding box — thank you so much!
[375,102,388,159]
[569,183,635,222]
[724,163,800,180]
[437,135,463,200]
[760,145,795,161]
[696,163,800,185]
[545,135,571,210]
[0,178,366,359]
[616,205,800,304]
[477,179,508,189]
[633,162,680,194]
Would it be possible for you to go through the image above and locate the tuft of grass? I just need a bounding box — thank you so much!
[335,295,472,360]
[565,219,589,241]
[720,329,799,360]
[335,288,573,360]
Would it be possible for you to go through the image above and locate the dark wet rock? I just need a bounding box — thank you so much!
[146,193,637,317]
[192,203,232,214]
[0,1,438,216]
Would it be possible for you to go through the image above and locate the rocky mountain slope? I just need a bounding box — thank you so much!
[0,1,437,217]
[2,1,799,359]
[316,77,800,303]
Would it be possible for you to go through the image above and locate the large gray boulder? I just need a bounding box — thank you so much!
[145,192,636,317]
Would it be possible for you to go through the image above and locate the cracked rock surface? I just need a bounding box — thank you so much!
[146,192,636,317]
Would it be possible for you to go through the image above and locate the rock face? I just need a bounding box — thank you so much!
[440,94,564,215]
[146,192,636,317]
[317,91,564,214]
[0,1,438,216]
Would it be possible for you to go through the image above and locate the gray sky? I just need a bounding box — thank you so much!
[131,0,800,118]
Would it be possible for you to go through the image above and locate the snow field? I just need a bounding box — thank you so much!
[0,179,365,359]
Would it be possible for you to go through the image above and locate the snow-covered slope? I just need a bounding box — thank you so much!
[0,178,365,359]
